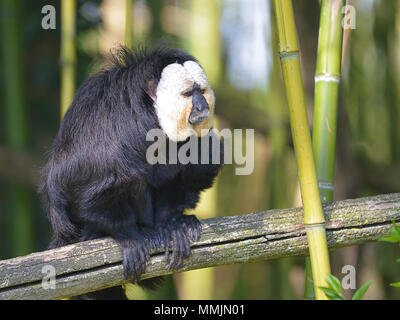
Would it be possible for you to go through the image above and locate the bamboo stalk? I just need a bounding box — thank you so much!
[124,0,133,50]
[148,0,163,44]
[60,0,76,119]
[313,0,344,203]
[188,0,222,84]
[304,0,345,299]
[273,0,331,299]
[0,0,33,256]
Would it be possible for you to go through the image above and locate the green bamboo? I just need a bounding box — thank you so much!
[0,0,33,256]
[313,0,344,203]
[178,0,222,299]
[273,0,331,300]
[304,0,345,299]
[188,0,222,84]
[148,0,163,44]
[60,0,76,119]
[303,257,314,298]
[124,0,133,50]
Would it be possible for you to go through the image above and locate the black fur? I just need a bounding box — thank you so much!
[39,47,223,299]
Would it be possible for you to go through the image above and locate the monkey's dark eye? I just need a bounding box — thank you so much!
[182,90,193,97]
[199,88,206,94]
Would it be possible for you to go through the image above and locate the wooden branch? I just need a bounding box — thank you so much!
[1,193,399,300]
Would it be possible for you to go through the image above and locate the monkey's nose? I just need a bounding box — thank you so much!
[189,91,210,125]
[189,109,209,125]
[192,91,209,112]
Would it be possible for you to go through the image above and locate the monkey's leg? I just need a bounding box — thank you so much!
[130,183,162,251]
[79,231,150,300]
[83,223,151,283]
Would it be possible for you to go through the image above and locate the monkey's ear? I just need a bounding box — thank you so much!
[145,80,158,102]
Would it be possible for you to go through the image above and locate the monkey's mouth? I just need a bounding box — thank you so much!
[188,109,209,125]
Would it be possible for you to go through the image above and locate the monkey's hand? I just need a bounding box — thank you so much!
[157,214,202,270]
[118,236,151,283]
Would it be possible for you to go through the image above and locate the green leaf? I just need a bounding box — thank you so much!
[392,221,400,235]
[379,221,400,243]
[352,281,372,300]
[396,258,400,263]
[326,274,342,294]
[379,236,400,243]
[319,286,344,300]
[389,282,400,288]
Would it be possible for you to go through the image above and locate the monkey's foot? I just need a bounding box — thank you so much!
[158,214,202,270]
[119,238,151,283]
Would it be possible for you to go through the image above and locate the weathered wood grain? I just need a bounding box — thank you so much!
[0,193,399,300]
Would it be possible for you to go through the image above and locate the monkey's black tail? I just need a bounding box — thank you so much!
[79,287,127,300]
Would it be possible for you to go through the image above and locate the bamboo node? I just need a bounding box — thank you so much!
[279,51,299,60]
[318,181,335,191]
[304,222,327,229]
[314,74,340,83]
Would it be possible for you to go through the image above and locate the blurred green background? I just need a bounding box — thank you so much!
[0,0,399,299]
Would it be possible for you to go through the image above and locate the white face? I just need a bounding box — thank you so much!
[154,61,215,141]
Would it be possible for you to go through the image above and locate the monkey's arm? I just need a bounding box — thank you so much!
[150,180,200,270]
[151,166,222,270]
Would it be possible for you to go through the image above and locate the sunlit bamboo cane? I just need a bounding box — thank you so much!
[124,0,133,50]
[273,0,331,299]
[304,0,345,299]
[60,0,76,119]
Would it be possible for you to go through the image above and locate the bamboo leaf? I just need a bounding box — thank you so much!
[352,281,372,300]
[319,287,344,300]
[379,225,400,243]
[379,236,400,243]
[391,221,400,236]
[326,274,342,294]
[379,221,400,242]
[389,282,400,288]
